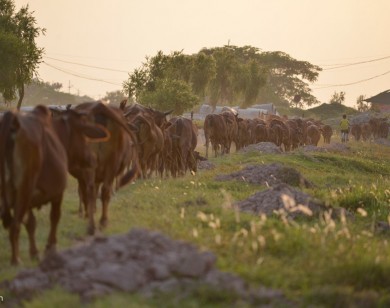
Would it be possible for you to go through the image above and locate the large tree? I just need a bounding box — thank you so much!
[124,45,322,113]
[124,50,201,114]
[256,51,321,107]
[0,0,45,109]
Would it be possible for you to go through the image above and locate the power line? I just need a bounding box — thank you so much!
[44,56,129,73]
[312,69,390,90]
[321,55,390,70]
[43,61,123,86]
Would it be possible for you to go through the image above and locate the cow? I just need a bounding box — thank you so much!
[350,124,362,141]
[204,114,228,158]
[306,124,321,146]
[221,111,238,153]
[0,105,108,264]
[168,117,198,176]
[72,102,140,234]
[378,121,389,138]
[254,123,268,143]
[361,123,372,141]
[321,124,333,144]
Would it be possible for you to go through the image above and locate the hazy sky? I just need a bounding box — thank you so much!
[13,0,390,107]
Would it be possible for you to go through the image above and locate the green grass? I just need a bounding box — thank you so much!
[1,141,390,307]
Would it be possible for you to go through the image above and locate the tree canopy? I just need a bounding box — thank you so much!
[124,45,322,112]
[0,0,45,109]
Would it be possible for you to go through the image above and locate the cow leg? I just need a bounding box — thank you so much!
[205,136,209,158]
[9,221,22,265]
[24,210,39,260]
[45,194,62,255]
[99,182,112,229]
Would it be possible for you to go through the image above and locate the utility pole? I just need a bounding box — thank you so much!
[68,80,73,94]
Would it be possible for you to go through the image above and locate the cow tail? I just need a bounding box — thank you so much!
[118,164,138,188]
[0,112,17,229]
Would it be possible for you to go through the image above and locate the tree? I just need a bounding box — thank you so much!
[124,45,322,113]
[0,0,45,109]
[355,94,371,112]
[140,78,198,115]
[102,90,127,105]
[256,51,321,107]
[329,91,346,104]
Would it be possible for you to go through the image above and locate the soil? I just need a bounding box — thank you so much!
[216,163,313,188]
[238,142,283,154]
[236,183,329,219]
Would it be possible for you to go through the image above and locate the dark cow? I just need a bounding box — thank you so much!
[221,111,238,153]
[361,123,372,141]
[168,117,198,176]
[204,114,228,158]
[350,124,362,141]
[254,123,268,143]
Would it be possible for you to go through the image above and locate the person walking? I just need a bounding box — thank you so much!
[339,114,350,143]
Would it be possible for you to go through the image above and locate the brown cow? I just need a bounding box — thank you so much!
[321,124,333,144]
[73,102,140,234]
[0,105,107,264]
[306,124,321,146]
[204,114,228,158]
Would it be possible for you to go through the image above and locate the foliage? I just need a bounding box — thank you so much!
[139,78,198,115]
[102,89,127,105]
[0,0,45,109]
[123,50,201,114]
[356,94,371,112]
[329,91,346,104]
[124,45,322,113]
[256,51,321,108]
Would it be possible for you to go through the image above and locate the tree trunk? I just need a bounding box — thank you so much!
[16,84,24,110]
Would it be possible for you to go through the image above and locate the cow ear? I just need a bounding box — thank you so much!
[81,123,111,143]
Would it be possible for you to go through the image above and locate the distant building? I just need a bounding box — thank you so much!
[197,103,278,119]
[364,90,390,112]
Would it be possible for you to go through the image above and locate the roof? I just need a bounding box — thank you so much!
[364,90,390,105]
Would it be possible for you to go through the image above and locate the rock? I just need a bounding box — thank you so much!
[239,142,282,154]
[216,163,312,188]
[236,183,327,219]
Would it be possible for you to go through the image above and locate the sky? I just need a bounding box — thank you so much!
[13,0,390,108]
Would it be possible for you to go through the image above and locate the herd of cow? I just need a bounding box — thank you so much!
[204,112,333,156]
[350,118,390,141]
[1,100,388,265]
[0,100,200,265]
[204,112,390,157]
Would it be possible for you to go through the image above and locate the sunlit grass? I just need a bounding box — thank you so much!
[1,140,390,306]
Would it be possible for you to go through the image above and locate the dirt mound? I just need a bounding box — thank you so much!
[323,142,351,153]
[2,229,286,305]
[197,159,216,170]
[375,138,390,147]
[216,163,312,188]
[239,142,282,154]
[300,145,328,153]
[236,183,327,219]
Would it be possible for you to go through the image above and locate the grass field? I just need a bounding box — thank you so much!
[1,139,390,307]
